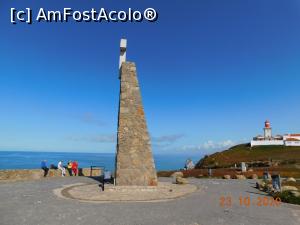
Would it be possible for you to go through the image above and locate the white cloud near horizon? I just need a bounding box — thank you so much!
[66,133,184,145]
[81,112,105,127]
[66,134,116,143]
[66,132,239,156]
[201,139,235,150]
[151,134,184,143]
[159,139,239,155]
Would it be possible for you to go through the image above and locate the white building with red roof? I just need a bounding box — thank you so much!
[251,120,300,147]
[283,134,300,146]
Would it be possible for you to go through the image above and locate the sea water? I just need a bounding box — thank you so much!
[0,151,200,171]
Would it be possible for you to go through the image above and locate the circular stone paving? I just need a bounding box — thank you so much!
[54,182,198,203]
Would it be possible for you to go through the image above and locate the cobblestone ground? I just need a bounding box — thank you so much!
[0,177,299,225]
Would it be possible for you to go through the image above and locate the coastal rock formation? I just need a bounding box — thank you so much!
[115,62,158,186]
[195,144,300,169]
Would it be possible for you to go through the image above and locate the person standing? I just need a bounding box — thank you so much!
[40,160,49,177]
[67,161,73,176]
[58,160,66,177]
[72,161,78,176]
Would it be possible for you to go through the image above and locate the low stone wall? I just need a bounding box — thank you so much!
[0,168,102,182]
[158,167,300,179]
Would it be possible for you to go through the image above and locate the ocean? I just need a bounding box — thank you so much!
[0,151,201,171]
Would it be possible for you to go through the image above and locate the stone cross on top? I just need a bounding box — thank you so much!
[119,38,127,70]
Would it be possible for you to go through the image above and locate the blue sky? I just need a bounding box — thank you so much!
[0,0,300,156]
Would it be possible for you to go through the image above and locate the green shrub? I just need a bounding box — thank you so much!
[273,191,300,205]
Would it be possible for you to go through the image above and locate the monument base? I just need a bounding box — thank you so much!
[54,182,197,203]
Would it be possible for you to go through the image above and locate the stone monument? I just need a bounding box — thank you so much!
[241,162,247,172]
[115,38,158,186]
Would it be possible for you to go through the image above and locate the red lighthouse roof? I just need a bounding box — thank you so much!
[265,120,271,128]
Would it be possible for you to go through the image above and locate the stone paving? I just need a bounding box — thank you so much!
[0,177,300,225]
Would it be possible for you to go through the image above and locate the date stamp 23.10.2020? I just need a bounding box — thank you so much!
[220,195,281,208]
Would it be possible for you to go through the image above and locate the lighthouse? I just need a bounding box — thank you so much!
[251,120,300,147]
[264,120,272,139]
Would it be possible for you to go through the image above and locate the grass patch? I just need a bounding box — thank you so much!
[196,144,300,168]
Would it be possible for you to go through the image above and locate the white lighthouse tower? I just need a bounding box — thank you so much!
[264,120,272,140]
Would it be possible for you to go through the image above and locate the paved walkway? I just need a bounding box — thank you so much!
[0,177,299,225]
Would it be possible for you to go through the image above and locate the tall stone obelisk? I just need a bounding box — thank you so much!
[115,39,158,186]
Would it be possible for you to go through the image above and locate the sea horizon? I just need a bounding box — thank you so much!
[0,151,202,171]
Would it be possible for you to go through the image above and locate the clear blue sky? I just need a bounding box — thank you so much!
[1,0,300,155]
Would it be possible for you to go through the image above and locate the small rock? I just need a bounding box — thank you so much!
[285,177,296,182]
[223,175,231,179]
[251,174,258,179]
[256,181,266,190]
[176,177,189,185]
[234,175,246,180]
[255,182,260,189]
[282,186,298,192]
[171,171,184,178]
[290,191,300,197]
[266,184,274,192]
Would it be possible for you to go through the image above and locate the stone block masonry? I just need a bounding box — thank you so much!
[0,168,101,182]
[115,62,158,186]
